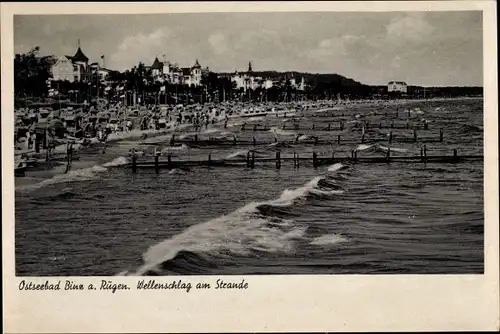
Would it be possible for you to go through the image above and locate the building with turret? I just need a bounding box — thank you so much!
[183,59,203,87]
[150,56,204,86]
[51,41,90,82]
[232,61,262,91]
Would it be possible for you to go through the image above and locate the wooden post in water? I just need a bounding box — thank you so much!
[296,153,300,168]
[361,134,365,144]
[170,134,175,146]
[407,109,411,118]
[208,153,212,166]
[312,152,318,168]
[194,134,198,143]
[314,136,318,146]
[440,128,443,142]
[424,120,428,130]
[132,154,137,173]
[246,151,250,168]
[251,152,255,168]
[389,131,393,144]
[340,121,344,131]
[453,149,458,159]
[242,123,246,131]
[275,151,281,169]
[65,143,72,173]
[420,147,424,162]
[167,154,172,168]
[233,135,237,146]
[414,129,418,142]
[253,124,257,131]
[386,147,391,162]
[423,145,427,163]
[154,154,159,174]
[312,124,315,130]
[252,136,256,146]
[396,111,399,118]
[328,123,331,131]
[391,120,394,128]
[337,135,341,144]
[406,122,409,129]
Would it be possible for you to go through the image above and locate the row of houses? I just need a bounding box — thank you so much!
[52,43,410,95]
[228,62,306,92]
[49,43,309,92]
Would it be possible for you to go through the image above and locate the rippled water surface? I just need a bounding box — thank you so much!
[15,99,484,275]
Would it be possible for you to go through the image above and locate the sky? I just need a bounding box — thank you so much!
[14,11,483,86]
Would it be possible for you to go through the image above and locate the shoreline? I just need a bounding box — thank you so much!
[15,96,482,191]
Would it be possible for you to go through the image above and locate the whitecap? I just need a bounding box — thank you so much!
[310,234,348,246]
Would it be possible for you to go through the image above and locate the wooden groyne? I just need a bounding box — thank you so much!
[126,148,483,173]
[239,120,430,132]
[301,109,418,119]
[157,129,446,147]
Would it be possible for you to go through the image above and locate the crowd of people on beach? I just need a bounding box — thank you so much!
[14,96,424,158]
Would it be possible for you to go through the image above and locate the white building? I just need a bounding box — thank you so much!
[263,79,274,89]
[231,62,260,91]
[231,64,307,92]
[388,81,408,93]
[151,57,204,86]
[51,45,89,82]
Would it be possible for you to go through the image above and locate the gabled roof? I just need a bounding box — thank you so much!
[151,57,164,69]
[53,55,74,67]
[192,59,201,69]
[72,47,89,63]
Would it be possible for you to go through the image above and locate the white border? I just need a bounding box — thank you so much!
[2,2,498,332]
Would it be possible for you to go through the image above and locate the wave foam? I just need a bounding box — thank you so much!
[161,144,189,152]
[378,145,408,153]
[269,127,296,136]
[356,144,374,152]
[310,234,348,246]
[16,165,108,193]
[327,163,345,172]
[102,156,129,167]
[225,150,249,159]
[131,174,345,275]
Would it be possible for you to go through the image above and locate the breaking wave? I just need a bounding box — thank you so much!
[127,169,348,276]
[310,233,349,246]
[16,155,129,193]
[16,165,108,193]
